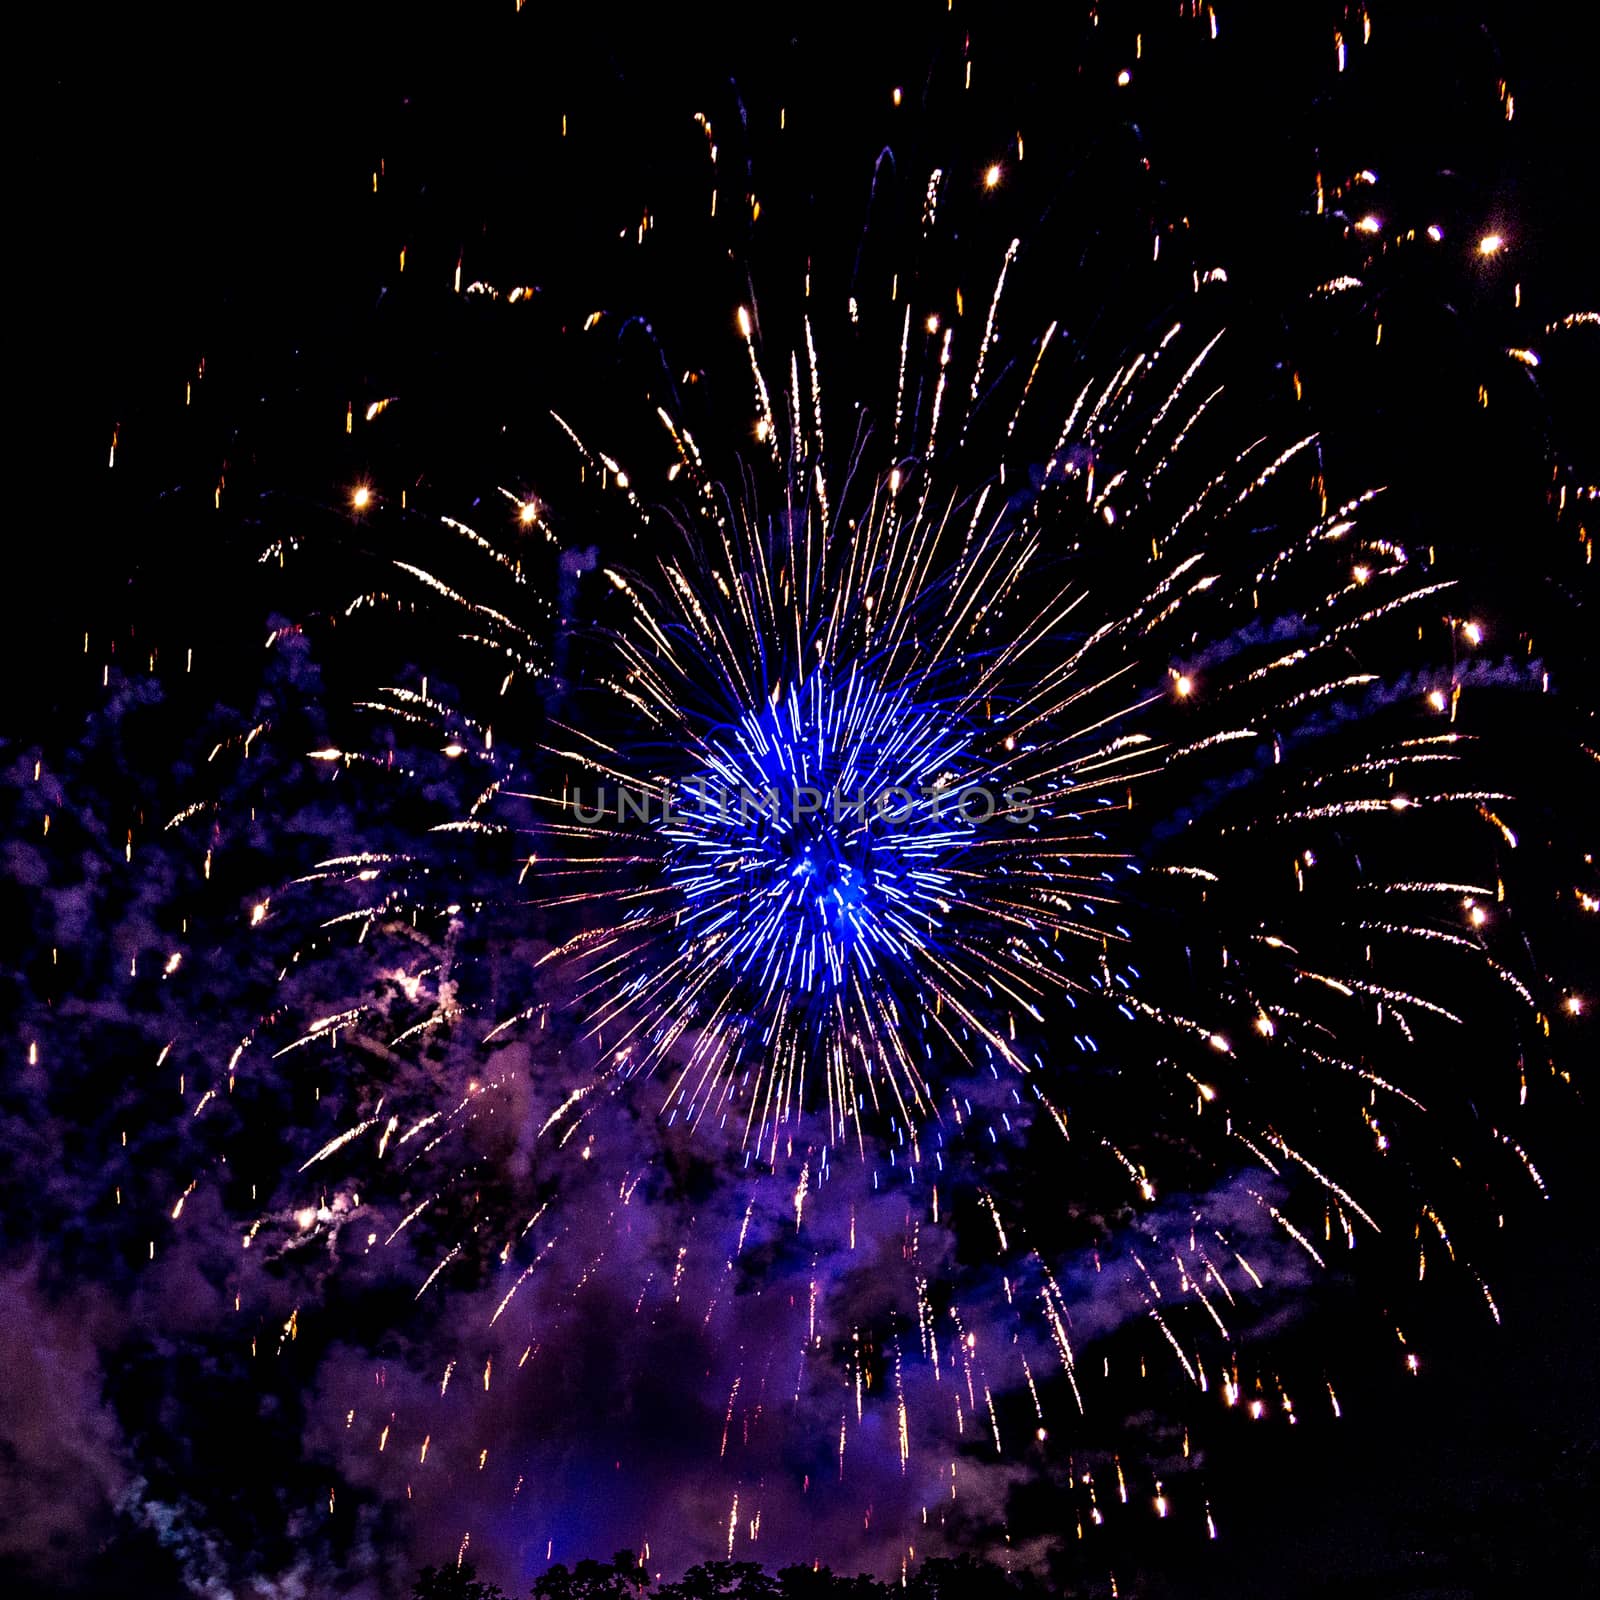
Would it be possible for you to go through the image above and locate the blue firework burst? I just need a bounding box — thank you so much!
[660,667,989,1016]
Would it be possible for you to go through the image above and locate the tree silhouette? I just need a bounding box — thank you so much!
[905,1555,1047,1599]
[412,1550,1053,1599]
[653,1561,780,1599]
[412,1562,508,1600]
[772,1566,889,1599]
[530,1550,651,1599]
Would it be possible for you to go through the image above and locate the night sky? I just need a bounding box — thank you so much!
[10,4,1599,1596]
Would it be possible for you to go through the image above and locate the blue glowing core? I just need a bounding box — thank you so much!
[659,669,983,1007]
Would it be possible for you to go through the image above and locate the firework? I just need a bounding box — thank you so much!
[9,6,1595,1591]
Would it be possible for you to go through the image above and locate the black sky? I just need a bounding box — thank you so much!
[12,2,1600,1594]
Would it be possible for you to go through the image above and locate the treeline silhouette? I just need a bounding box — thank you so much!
[414,1551,1056,1600]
